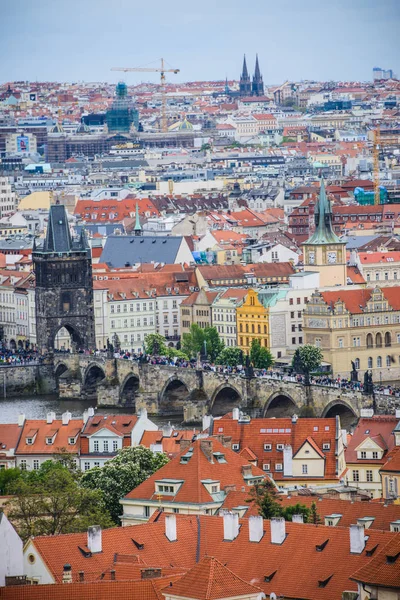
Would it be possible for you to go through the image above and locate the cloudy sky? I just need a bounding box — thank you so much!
[1,0,399,84]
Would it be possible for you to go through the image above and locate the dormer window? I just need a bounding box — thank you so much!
[275,463,283,471]
[323,443,330,451]
[276,444,284,451]
[232,443,240,451]
[264,443,272,451]
[69,437,76,445]
[46,437,53,445]
[361,451,367,459]
[26,437,33,445]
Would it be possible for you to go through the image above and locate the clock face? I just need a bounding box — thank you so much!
[327,251,337,264]
[308,251,315,265]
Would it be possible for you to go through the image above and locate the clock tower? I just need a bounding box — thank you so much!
[302,180,347,287]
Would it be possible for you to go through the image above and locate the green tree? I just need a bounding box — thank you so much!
[281,503,310,522]
[166,348,190,360]
[7,462,113,541]
[216,347,243,366]
[0,467,22,495]
[292,345,323,384]
[249,478,283,519]
[204,327,224,362]
[144,333,168,356]
[181,324,206,358]
[310,501,322,524]
[250,339,274,369]
[81,446,169,523]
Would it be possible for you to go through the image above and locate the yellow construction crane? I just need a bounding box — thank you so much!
[111,58,180,133]
[373,124,381,205]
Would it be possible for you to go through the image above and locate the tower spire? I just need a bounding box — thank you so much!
[242,54,248,79]
[254,54,261,79]
[252,54,264,97]
[239,55,251,97]
[304,179,341,244]
[134,202,142,236]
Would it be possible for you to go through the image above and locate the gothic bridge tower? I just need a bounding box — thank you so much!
[33,204,95,354]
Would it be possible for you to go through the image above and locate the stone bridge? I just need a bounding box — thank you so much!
[53,354,379,426]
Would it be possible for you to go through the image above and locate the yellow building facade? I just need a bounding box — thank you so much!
[236,289,270,353]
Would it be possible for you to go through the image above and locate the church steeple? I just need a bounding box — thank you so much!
[305,179,341,245]
[252,54,264,97]
[239,55,251,97]
[134,202,142,236]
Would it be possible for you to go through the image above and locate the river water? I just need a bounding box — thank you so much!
[0,394,183,427]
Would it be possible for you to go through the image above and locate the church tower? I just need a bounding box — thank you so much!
[239,55,251,97]
[252,54,264,96]
[302,180,347,287]
[33,204,95,353]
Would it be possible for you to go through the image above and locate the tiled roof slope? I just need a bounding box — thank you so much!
[167,556,261,600]
[351,534,400,589]
[15,419,83,455]
[26,514,398,600]
[124,439,265,504]
[345,417,398,464]
[210,417,340,481]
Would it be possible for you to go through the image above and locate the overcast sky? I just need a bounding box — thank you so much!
[1,0,399,84]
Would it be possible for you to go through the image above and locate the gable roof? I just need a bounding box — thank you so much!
[15,418,82,455]
[345,417,398,464]
[100,236,186,267]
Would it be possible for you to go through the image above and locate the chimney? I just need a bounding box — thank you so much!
[17,414,25,427]
[270,518,286,544]
[232,407,240,421]
[87,526,102,553]
[78,571,84,582]
[141,568,162,580]
[242,464,252,477]
[200,439,214,462]
[350,524,365,554]
[202,414,212,432]
[223,484,236,494]
[283,445,293,477]
[162,422,173,438]
[291,413,298,424]
[179,439,191,453]
[88,407,95,417]
[46,411,56,424]
[165,514,177,542]
[110,570,116,581]
[139,408,148,420]
[292,514,304,524]
[223,512,239,541]
[62,564,72,584]
[82,410,89,425]
[62,411,71,426]
[249,515,263,542]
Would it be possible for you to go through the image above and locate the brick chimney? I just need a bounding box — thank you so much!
[200,439,214,462]
[241,464,252,477]
[213,435,232,449]
[141,568,162,579]
[179,439,191,452]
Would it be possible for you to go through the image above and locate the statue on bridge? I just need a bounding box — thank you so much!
[106,338,114,358]
[245,353,254,379]
[363,370,374,395]
[351,360,358,383]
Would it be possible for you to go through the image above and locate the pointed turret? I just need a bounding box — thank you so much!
[134,202,142,236]
[252,54,264,97]
[239,55,251,97]
[43,204,73,252]
[304,180,341,245]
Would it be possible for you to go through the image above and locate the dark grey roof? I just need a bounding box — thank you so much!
[35,205,89,255]
[100,235,184,267]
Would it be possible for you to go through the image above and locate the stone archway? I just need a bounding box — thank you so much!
[263,392,298,418]
[159,377,190,417]
[210,384,243,417]
[55,362,69,388]
[82,363,106,399]
[322,400,358,431]
[53,324,83,353]
[120,374,140,408]
[9,339,16,351]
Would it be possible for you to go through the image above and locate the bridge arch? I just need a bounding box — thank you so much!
[120,373,140,408]
[263,391,298,418]
[55,361,69,381]
[210,383,243,417]
[159,376,190,417]
[82,363,106,398]
[321,399,358,430]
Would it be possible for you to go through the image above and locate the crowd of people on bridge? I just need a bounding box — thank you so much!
[0,347,40,366]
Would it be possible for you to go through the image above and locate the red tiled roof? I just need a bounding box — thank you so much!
[124,439,265,504]
[15,419,83,455]
[351,534,400,589]
[82,415,138,437]
[320,286,400,314]
[0,424,21,453]
[210,417,340,481]
[346,265,365,284]
[345,417,398,464]
[166,556,261,599]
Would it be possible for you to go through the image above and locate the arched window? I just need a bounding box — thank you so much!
[386,355,391,367]
[264,325,267,334]
[385,332,391,347]
[355,358,360,370]
[251,324,255,333]
[376,333,382,348]
[258,324,261,334]
[366,333,373,348]
[245,324,249,333]
[368,357,373,369]
[377,356,382,368]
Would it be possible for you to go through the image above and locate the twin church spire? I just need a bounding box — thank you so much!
[239,54,264,97]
